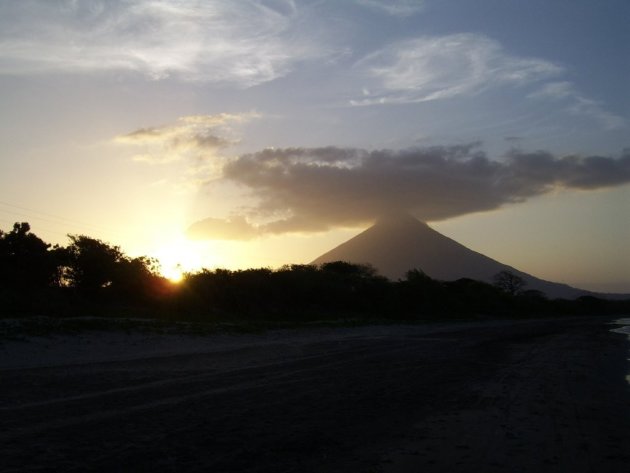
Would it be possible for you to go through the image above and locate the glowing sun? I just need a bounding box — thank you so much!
[162,265,184,283]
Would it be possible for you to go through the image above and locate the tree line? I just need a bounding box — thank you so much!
[1,222,628,321]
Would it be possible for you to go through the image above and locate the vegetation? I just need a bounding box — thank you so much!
[1,222,629,322]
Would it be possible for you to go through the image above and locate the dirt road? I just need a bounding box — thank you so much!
[1,317,629,472]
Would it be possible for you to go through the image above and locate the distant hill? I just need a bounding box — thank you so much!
[312,214,623,300]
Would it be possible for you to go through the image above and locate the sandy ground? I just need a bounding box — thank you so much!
[1,317,629,472]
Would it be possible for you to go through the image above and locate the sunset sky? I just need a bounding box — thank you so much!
[1,0,628,292]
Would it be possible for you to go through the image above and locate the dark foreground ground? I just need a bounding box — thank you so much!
[1,317,629,472]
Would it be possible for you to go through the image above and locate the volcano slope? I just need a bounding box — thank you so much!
[312,214,600,299]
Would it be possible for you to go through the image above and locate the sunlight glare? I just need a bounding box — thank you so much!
[152,236,210,282]
[162,265,184,283]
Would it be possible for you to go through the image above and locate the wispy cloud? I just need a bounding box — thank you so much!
[352,33,562,105]
[115,113,257,164]
[528,81,625,130]
[355,0,426,17]
[0,0,326,86]
[187,216,259,240]
[188,144,630,239]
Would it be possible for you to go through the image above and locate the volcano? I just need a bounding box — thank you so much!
[311,214,592,299]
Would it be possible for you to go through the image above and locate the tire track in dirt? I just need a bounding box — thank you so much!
[2,318,628,473]
[1,336,457,440]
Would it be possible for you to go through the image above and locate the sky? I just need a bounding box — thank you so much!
[0,0,629,292]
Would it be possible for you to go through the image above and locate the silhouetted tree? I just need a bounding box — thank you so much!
[520,289,547,300]
[444,278,507,315]
[273,264,321,314]
[320,261,377,278]
[0,222,59,289]
[61,235,125,292]
[404,268,432,283]
[316,261,389,315]
[59,235,165,304]
[2,222,623,321]
[113,255,165,301]
[493,270,526,296]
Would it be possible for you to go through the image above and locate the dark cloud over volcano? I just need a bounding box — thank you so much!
[187,145,630,239]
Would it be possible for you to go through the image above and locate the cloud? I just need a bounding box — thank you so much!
[528,81,574,100]
[506,150,630,190]
[355,0,426,17]
[0,0,327,86]
[115,113,257,163]
[187,216,259,240]
[352,33,562,105]
[188,145,630,239]
[528,82,625,130]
